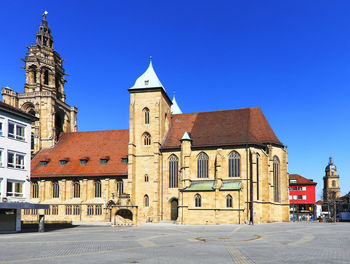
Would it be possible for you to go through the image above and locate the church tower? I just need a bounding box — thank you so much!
[127,58,172,223]
[323,157,340,203]
[2,12,77,154]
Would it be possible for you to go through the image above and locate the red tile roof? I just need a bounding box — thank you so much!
[316,200,323,205]
[289,174,317,185]
[31,130,128,178]
[162,107,283,149]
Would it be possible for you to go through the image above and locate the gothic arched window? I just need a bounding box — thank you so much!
[229,151,240,177]
[143,108,150,124]
[169,155,179,188]
[273,156,280,202]
[256,154,260,200]
[73,181,80,198]
[144,194,149,207]
[32,182,39,198]
[197,152,209,178]
[143,132,151,146]
[144,174,149,182]
[95,180,101,198]
[226,194,233,208]
[52,181,59,198]
[195,194,201,207]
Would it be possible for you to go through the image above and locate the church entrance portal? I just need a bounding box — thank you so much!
[170,199,178,221]
[116,209,132,221]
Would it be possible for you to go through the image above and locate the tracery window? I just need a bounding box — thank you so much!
[52,181,59,198]
[32,182,39,198]
[273,156,280,202]
[197,152,209,178]
[169,155,179,188]
[95,180,101,198]
[144,194,149,207]
[143,108,150,124]
[229,151,240,177]
[195,194,202,207]
[143,132,151,146]
[226,194,233,208]
[73,181,80,198]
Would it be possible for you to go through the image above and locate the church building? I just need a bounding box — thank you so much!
[6,14,289,225]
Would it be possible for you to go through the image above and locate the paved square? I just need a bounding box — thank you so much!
[0,222,349,263]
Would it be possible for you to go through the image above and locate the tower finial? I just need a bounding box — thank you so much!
[329,156,333,165]
[149,56,152,62]
[42,11,48,21]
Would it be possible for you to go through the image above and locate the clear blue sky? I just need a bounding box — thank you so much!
[1,1,349,199]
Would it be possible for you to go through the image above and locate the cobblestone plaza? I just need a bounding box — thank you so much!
[1,222,349,263]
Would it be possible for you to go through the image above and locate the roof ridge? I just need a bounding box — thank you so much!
[172,106,259,116]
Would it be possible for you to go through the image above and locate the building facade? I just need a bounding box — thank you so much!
[0,101,39,231]
[23,59,290,225]
[288,174,317,220]
[1,13,77,155]
[17,14,290,226]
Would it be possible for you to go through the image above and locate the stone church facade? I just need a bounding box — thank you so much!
[15,14,289,225]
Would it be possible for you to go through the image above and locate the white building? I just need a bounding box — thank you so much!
[0,100,45,231]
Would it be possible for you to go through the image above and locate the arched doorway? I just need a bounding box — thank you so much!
[116,209,133,221]
[170,198,178,221]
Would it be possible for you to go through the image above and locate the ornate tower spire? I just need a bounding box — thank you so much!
[36,11,54,49]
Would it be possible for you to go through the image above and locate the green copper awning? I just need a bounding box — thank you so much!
[183,181,215,191]
[220,181,241,191]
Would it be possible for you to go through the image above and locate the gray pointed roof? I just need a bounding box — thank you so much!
[171,95,182,114]
[130,60,165,90]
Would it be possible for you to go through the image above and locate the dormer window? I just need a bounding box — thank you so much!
[59,158,69,166]
[40,161,48,166]
[289,179,297,183]
[100,156,110,165]
[121,158,128,164]
[144,80,149,85]
[80,157,89,165]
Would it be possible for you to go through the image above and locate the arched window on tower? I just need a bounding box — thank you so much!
[195,194,202,207]
[169,155,179,188]
[143,132,151,146]
[144,195,149,207]
[143,108,150,124]
[229,151,240,177]
[73,181,80,198]
[332,180,336,187]
[44,69,49,85]
[197,152,209,178]
[29,65,37,84]
[226,194,233,208]
[273,156,280,202]
[144,174,149,182]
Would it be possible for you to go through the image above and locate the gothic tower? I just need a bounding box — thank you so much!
[127,59,172,223]
[323,157,340,203]
[2,12,77,154]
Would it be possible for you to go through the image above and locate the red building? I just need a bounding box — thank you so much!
[289,174,317,220]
